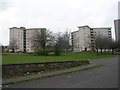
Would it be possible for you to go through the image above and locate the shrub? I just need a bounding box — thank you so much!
[48,52,54,56]
[34,49,43,55]
[34,49,50,56]
[43,50,49,56]
[54,47,61,56]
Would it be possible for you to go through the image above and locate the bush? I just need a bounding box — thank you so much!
[48,52,54,56]
[43,50,49,56]
[34,49,49,56]
[54,47,61,56]
[34,49,43,55]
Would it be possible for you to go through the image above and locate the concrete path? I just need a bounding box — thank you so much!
[3,56,118,88]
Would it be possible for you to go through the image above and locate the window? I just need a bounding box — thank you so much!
[91,34,94,36]
[90,31,93,33]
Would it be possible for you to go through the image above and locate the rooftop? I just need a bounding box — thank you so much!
[26,28,46,30]
[78,25,90,29]
[71,25,112,33]
[10,27,46,30]
[92,27,112,29]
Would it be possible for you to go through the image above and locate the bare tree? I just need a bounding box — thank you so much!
[54,32,63,48]
[9,38,18,52]
[32,29,55,55]
[94,35,102,54]
[54,30,71,52]
[101,37,112,52]
[45,31,56,51]
[94,34,115,54]
[94,35,109,54]
[61,31,71,52]
[109,40,119,54]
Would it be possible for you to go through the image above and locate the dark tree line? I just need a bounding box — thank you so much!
[94,34,119,54]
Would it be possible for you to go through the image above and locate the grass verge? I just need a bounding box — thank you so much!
[2,52,115,64]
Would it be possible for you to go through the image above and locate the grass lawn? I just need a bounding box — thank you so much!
[2,52,115,64]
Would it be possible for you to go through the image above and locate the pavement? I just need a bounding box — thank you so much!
[2,56,119,88]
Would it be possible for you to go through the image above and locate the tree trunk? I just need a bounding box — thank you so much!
[112,48,114,54]
[12,48,15,53]
[96,48,99,55]
[100,48,102,54]
[93,48,95,52]
[85,47,87,52]
[43,43,46,55]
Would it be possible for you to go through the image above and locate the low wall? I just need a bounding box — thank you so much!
[2,61,89,77]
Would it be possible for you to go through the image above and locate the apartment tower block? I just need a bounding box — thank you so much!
[71,26,112,51]
[10,27,46,52]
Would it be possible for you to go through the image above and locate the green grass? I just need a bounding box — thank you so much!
[2,52,115,64]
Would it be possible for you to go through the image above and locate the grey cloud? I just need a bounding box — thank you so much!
[0,0,119,45]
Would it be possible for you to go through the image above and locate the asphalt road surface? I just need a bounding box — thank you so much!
[3,56,118,88]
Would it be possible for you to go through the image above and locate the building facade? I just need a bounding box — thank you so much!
[71,26,91,51]
[10,27,46,52]
[114,19,120,41]
[71,25,112,51]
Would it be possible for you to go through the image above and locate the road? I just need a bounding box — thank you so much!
[3,56,118,88]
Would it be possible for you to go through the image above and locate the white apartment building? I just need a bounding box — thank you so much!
[71,25,112,51]
[10,27,46,52]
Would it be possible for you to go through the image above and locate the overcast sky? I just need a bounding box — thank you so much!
[0,0,119,45]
